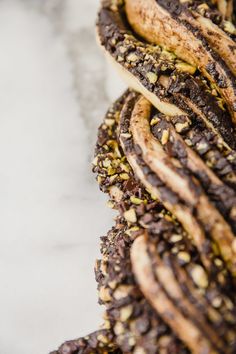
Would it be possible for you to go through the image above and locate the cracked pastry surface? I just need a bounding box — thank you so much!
[52,1,236,353]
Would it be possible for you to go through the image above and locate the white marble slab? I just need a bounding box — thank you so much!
[0,1,125,353]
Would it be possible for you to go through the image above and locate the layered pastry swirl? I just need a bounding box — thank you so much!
[52,1,236,353]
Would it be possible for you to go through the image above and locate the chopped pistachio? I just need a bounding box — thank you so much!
[214,258,223,267]
[97,176,103,184]
[161,129,170,145]
[107,140,121,157]
[105,118,115,126]
[196,141,208,152]
[106,200,115,209]
[124,208,137,223]
[227,153,236,162]
[150,117,160,126]
[159,335,172,347]
[119,46,127,54]
[217,272,226,285]
[130,196,143,205]
[212,296,222,308]
[175,62,196,75]
[109,186,123,202]
[112,159,120,168]
[111,37,117,45]
[170,234,183,243]
[161,64,168,71]
[103,144,109,151]
[114,285,133,300]
[127,52,139,62]
[185,138,193,146]
[103,312,109,321]
[92,156,98,166]
[211,89,218,96]
[224,20,236,34]
[120,132,132,139]
[197,2,208,9]
[103,320,111,330]
[120,163,130,173]
[108,280,117,290]
[208,307,221,323]
[164,214,173,222]
[114,322,125,336]
[120,172,130,180]
[109,174,118,183]
[114,111,120,122]
[212,242,220,255]
[146,71,158,84]
[128,336,136,347]
[107,167,116,175]
[120,305,133,322]
[161,49,176,61]
[206,160,214,168]
[225,297,234,310]
[217,97,225,110]
[103,158,111,168]
[171,247,179,254]
[150,193,158,201]
[97,334,109,344]
[125,226,140,238]
[191,265,208,288]
[117,56,124,62]
[178,251,191,264]
[99,286,111,302]
[197,3,209,15]
[175,121,189,133]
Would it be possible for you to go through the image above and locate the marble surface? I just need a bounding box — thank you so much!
[0,1,126,353]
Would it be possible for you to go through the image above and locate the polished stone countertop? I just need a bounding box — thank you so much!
[0,1,126,353]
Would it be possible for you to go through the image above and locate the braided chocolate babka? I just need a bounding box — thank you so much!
[52,1,236,353]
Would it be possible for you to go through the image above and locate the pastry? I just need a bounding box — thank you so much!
[93,91,236,353]
[52,1,236,353]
